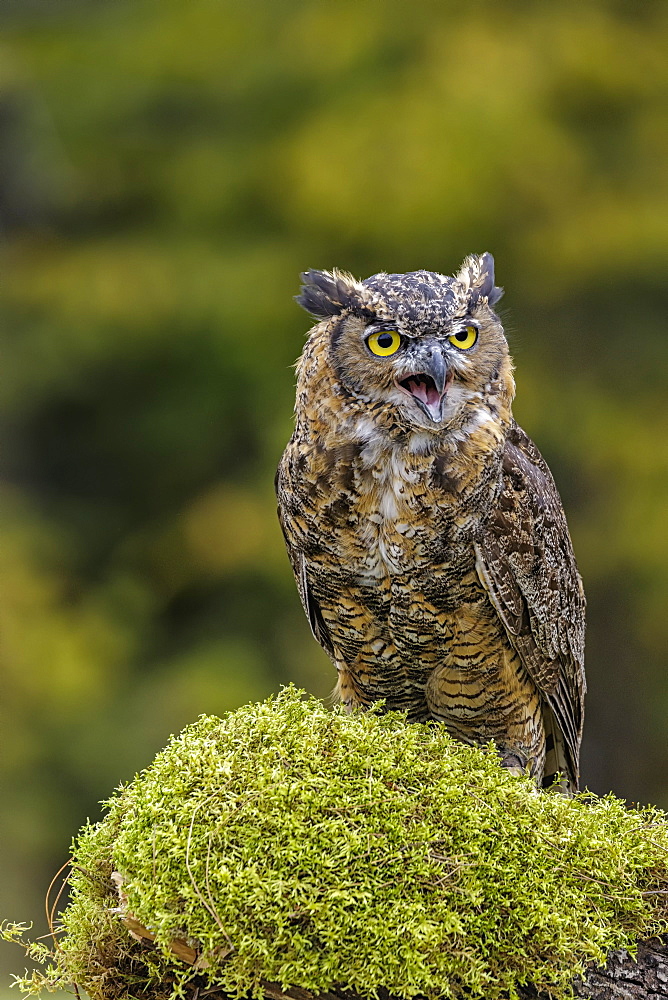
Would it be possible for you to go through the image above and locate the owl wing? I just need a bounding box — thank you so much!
[474,422,586,786]
[293,551,335,659]
[275,463,336,660]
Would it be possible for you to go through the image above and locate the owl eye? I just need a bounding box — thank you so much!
[365,330,403,357]
[448,326,478,350]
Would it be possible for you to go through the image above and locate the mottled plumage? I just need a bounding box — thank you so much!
[276,254,586,791]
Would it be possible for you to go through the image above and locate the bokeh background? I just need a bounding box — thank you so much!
[1,0,667,989]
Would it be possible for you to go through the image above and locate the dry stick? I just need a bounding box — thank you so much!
[44,857,74,951]
[44,858,83,1000]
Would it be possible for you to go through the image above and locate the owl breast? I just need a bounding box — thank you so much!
[302,432,482,630]
[319,433,440,576]
[356,452,424,580]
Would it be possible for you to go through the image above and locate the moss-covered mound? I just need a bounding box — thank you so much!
[7,688,668,1000]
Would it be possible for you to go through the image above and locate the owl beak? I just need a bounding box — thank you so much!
[397,345,450,423]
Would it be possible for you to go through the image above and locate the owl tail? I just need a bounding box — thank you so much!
[542,706,577,795]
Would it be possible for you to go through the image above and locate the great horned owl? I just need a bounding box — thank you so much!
[276,253,586,792]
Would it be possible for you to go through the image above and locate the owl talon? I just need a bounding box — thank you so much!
[499,751,528,777]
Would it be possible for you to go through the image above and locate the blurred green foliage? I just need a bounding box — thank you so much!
[0,0,667,987]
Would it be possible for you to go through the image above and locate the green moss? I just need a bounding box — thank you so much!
[6,687,668,1000]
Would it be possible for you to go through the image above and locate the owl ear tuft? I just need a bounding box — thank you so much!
[296,269,368,319]
[456,252,504,307]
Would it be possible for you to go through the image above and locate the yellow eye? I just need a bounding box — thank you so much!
[448,325,478,350]
[366,330,403,357]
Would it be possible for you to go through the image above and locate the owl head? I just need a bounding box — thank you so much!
[297,253,514,433]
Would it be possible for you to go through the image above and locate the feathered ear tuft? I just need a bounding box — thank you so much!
[455,252,504,307]
[296,269,368,319]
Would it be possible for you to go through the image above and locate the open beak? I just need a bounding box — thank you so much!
[396,344,450,423]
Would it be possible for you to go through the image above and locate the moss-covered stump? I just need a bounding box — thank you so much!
[6,687,668,1000]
